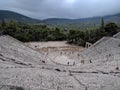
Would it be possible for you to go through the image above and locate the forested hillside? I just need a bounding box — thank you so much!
[0,19,119,46]
[0,10,41,23]
[0,10,120,30]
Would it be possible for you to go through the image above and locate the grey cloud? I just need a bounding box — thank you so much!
[0,0,120,19]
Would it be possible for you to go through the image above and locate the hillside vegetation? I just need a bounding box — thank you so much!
[0,19,119,46]
[0,20,67,42]
[43,14,120,30]
[0,10,120,29]
[0,10,41,23]
[0,10,120,46]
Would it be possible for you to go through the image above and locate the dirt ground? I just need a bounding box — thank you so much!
[25,41,85,65]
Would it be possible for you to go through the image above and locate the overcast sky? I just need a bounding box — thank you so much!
[0,0,120,20]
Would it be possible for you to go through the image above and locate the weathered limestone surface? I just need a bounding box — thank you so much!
[0,35,54,67]
[113,32,120,39]
[81,37,120,63]
[0,34,120,90]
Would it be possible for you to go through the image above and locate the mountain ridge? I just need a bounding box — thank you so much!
[0,10,41,23]
[0,10,120,27]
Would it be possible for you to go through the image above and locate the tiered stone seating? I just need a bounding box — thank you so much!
[0,35,47,67]
[81,36,120,63]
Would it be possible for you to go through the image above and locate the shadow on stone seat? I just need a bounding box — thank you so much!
[1,85,24,90]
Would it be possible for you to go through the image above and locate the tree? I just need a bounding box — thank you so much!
[1,19,6,28]
[105,22,118,36]
[101,18,104,29]
[3,20,19,36]
[100,18,105,36]
[67,29,78,43]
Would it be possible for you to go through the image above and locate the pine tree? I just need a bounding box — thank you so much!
[100,18,105,36]
[1,19,6,28]
[101,18,104,29]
